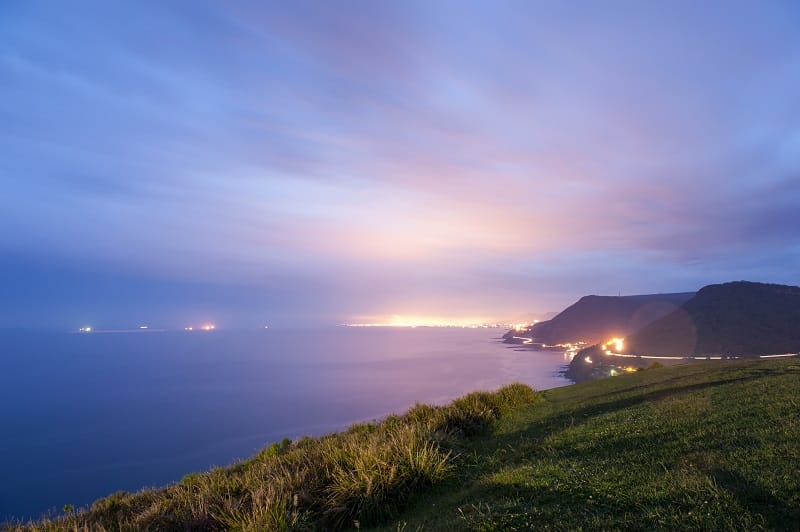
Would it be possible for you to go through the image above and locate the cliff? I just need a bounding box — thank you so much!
[626,281,800,356]
[506,292,694,345]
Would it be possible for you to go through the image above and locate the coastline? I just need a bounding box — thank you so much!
[10,359,799,530]
[0,328,569,521]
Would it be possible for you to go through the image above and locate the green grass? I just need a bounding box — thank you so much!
[7,360,799,531]
[380,359,800,531]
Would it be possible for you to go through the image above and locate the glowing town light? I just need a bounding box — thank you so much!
[201,324,216,331]
[345,315,503,328]
[79,327,92,333]
[184,326,193,331]
[584,356,593,364]
[614,338,624,352]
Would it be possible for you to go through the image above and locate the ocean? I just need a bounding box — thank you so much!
[0,327,571,521]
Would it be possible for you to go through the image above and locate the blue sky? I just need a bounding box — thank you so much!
[2,1,799,328]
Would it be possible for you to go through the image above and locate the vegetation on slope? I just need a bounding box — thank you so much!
[380,359,799,530]
[628,281,800,355]
[6,385,540,531]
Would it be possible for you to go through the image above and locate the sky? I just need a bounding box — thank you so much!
[1,1,800,328]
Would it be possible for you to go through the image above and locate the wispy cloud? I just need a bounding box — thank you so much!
[1,1,799,326]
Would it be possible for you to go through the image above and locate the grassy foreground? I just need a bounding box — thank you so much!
[382,359,800,531]
[9,359,800,530]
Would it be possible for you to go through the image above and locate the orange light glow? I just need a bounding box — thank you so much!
[344,315,506,328]
[604,337,625,353]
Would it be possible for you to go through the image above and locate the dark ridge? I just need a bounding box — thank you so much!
[626,281,800,356]
[506,292,694,345]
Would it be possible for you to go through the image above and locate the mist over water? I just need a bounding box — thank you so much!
[0,327,570,520]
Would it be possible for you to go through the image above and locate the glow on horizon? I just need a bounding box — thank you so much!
[2,3,800,329]
[184,324,216,331]
[344,315,509,328]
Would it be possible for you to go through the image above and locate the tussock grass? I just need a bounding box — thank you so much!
[6,383,540,531]
[381,359,800,531]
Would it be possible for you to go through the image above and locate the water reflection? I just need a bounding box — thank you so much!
[0,327,571,520]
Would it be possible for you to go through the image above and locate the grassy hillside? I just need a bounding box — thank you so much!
[381,359,799,531]
[9,360,800,530]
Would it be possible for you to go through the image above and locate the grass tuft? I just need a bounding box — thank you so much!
[7,383,540,531]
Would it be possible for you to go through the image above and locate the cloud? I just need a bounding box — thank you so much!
[1,1,799,325]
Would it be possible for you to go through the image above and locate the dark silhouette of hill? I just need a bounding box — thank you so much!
[505,292,694,345]
[626,281,800,356]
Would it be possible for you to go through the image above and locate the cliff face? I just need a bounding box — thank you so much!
[626,281,800,356]
[507,292,694,345]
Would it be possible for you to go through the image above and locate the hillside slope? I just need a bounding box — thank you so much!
[507,292,694,345]
[627,281,800,355]
[380,359,800,530]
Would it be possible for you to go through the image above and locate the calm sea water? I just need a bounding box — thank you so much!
[0,327,571,521]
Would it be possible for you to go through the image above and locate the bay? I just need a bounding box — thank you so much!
[0,327,571,520]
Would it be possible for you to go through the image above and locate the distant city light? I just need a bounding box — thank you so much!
[344,315,521,328]
[79,327,92,333]
[603,337,625,354]
[184,324,215,331]
[139,325,148,329]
